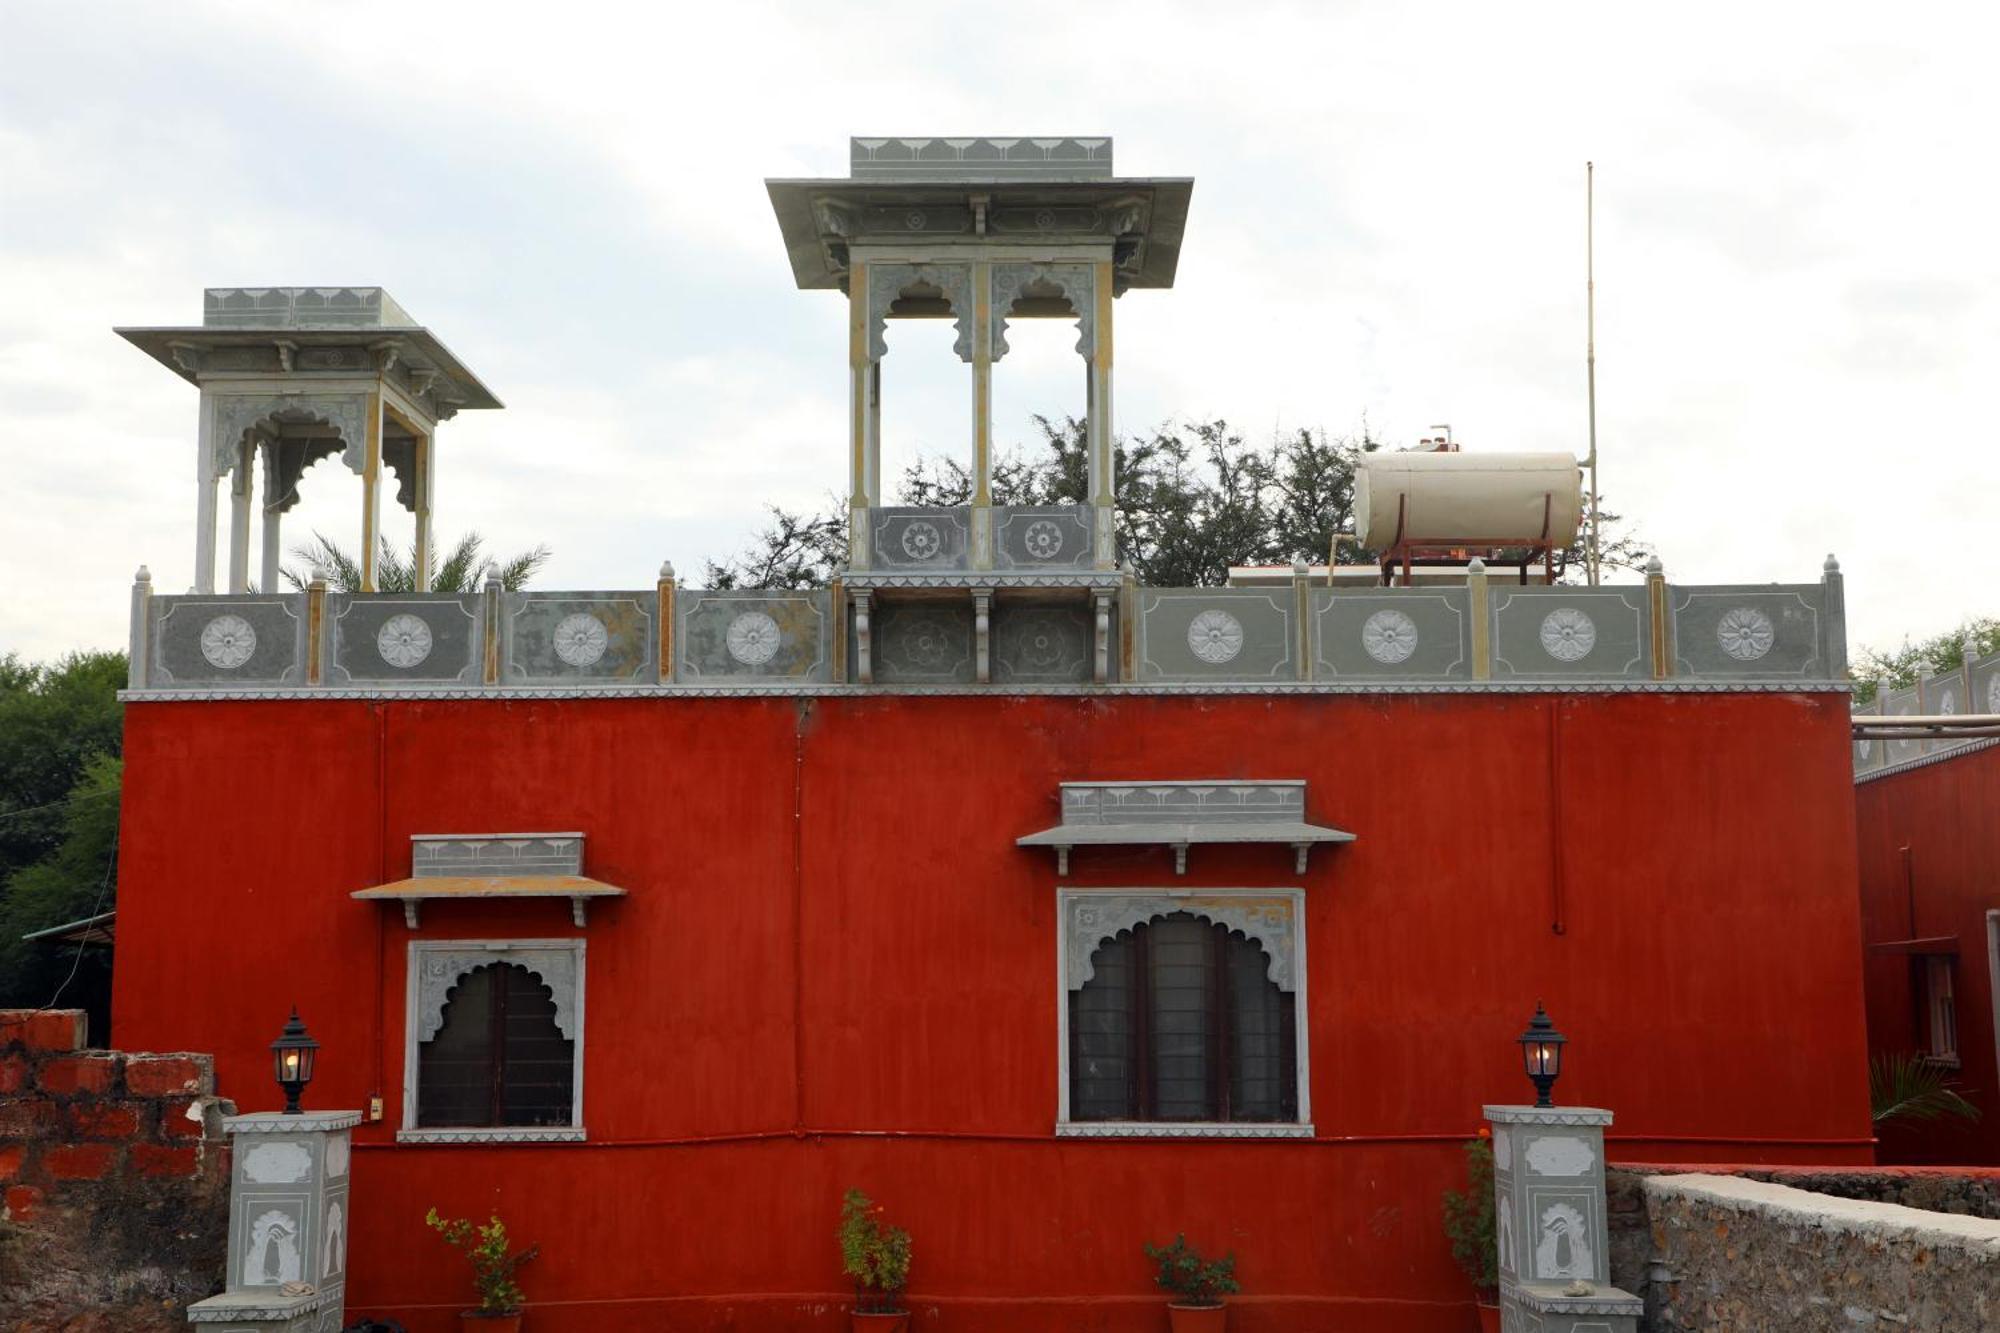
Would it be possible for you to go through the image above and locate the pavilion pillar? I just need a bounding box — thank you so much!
[970,260,994,569]
[359,390,383,591]
[848,261,875,569]
[1087,258,1115,568]
[258,441,283,595]
[194,396,219,594]
[412,430,434,592]
[227,436,255,593]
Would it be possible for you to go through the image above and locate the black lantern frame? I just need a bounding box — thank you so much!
[270,1008,319,1115]
[1517,1002,1567,1108]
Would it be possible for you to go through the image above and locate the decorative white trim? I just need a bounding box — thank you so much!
[1054,886,1311,1134]
[1055,1120,1315,1139]
[1854,734,2000,784]
[394,1126,586,1145]
[402,938,585,1134]
[122,679,1856,703]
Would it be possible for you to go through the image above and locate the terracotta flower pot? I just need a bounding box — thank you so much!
[850,1312,910,1333]
[460,1313,522,1333]
[1167,1302,1228,1333]
[1474,1297,1501,1333]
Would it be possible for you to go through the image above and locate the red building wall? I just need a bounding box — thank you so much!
[113,691,1871,1331]
[1855,740,2000,1165]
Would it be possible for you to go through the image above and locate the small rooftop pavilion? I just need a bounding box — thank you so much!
[117,288,500,594]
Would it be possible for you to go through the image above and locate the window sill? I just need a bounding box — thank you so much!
[1056,1120,1314,1140]
[395,1126,587,1145]
[1918,1054,1962,1070]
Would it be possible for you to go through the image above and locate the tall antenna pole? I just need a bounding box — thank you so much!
[1585,161,1600,586]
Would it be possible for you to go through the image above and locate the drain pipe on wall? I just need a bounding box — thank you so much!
[1548,698,1568,936]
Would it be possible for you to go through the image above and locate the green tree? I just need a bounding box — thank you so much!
[283,531,551,593]
[1852,618,2000,704]
[0,755,120,1026]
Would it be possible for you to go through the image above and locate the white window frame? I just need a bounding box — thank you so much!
[398,938,587,1144]
[1054,886,1312,1139]
[1922,953,1960,1067]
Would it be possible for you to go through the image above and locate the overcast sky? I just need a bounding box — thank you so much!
[3,3,1995,663]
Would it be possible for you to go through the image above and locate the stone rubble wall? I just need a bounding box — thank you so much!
[1617,1171,2000,1332]
[0,1009,232,1333]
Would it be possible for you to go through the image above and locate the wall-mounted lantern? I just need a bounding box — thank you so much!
[1517,1002,1566,1108]
[270,1007,319,1114]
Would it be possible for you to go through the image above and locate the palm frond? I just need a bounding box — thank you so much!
[284,530,550,593]
[1870,1051,1980,1124]
[491,544,552,591]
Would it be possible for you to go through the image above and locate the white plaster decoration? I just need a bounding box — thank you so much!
[1499,1197,1516,1273]
[1988,673,2000,714]
[899,520,944,561]
[1539,608,1598,662]
[1939,688,1958,715]
[724,611,782,665]
[1063,892,1297,990]
[1023,519,1065,561]
[552,613,609,668]
[394,1125,587,1144]
[990,262,1095,361]
[1715,607,1776,662]
[1186,609,1245,664]
[375,613,434,668]
[322,1201,344,1277]
[241,1141,313,1184]
[1360,609,1420,664]
[210,393,370,477]
[866,263,974,361]
[324,1134,348,1179]
[243,1208,303,1285]
[897,612,956,668]
[1494,1124,1513,1169]
[199,614,258,669]
[414,946,579,1043]
[1534,1203,1595,1280]
[1524,1135,1597,1177]
[1054,1120,1314,1139]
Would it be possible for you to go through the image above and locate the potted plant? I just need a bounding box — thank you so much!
[426,1207,538,1333]
[1440,1131,1500,1333]
[838,1188,912,1331]
[1144,1233,1239,1332]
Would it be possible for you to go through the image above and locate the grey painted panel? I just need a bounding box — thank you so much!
[992,602,1094,684]
[993,505,1093,571]
[680,591,830,681]
[1312,589,1470,679]
[1490,588,1649,681]
[851,136,1112,180]
[1881,686,1924,766]
[413,834,583,878]
[150,596,305,688]
[329,595,479,685]
[870,507,970,572]
[1137,589,1294,682]
[1973,652,2000,718]
[1670,586,1823,678]
[506,592,653,685]
[872,601,976,684]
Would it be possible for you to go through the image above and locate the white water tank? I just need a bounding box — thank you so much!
[1354,451,1583,549]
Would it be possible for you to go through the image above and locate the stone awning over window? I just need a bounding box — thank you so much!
[352,833,626,927]
[1017,781,1354,875]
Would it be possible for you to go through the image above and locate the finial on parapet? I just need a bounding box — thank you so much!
[659,560,676,582]
[1467,556,1486,574]
[1917,657,1935,682]
[1824,553,1841,575]
[309,563,329,590]
[1962,636,1980,665]
[134,565,152,586]
[483,566,503,590]
[1644,553,1663,578]
[1291,554,1309,575]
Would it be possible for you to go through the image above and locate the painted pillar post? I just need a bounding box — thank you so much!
[1963,635,1981,711]
[970,260,994,570]
[482,567,503,686]
[194,393,219,594]
[259,443,284,597]
[412,432,434,593]
[1821,554,1846,679]
[358,391,384,593]
[1088,259,1116,569]
[185,1109,357,1333]
[127,566,152,690]
[848,261,874,570]
[854,589,873,686]
[1093,588,1114,685]
[1468,557,1492,681]
[1292,556,1312,681]
[228,436,255,594]
[304,568,327,687]
[657,561,676,684]
[973,588,992,684]
[1118,561,1138,683]
[1485,1104,1642,1332]
[1645,555,1668,679]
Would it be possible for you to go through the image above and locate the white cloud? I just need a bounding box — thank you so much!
[3,1,1997,662]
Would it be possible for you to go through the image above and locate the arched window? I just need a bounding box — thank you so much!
[416,961,575,1129]
[1069,912,1298,1124]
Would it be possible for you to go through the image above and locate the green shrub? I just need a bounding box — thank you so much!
[1144,1234,1240,1307]
[426,1208,537,1314]
[1441,1134,1498,1295]
[838,1189,911,1314]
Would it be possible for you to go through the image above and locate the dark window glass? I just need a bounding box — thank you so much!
[417,962,575,1128]
[1068,912,1298,1123]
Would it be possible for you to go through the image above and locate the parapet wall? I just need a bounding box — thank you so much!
[1604,1168,2000,1331]
[0,1010,231,1330]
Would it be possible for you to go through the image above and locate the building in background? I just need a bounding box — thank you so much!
[107,138,1873,1332]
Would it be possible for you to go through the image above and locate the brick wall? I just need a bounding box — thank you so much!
[0,1010,232,1333]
